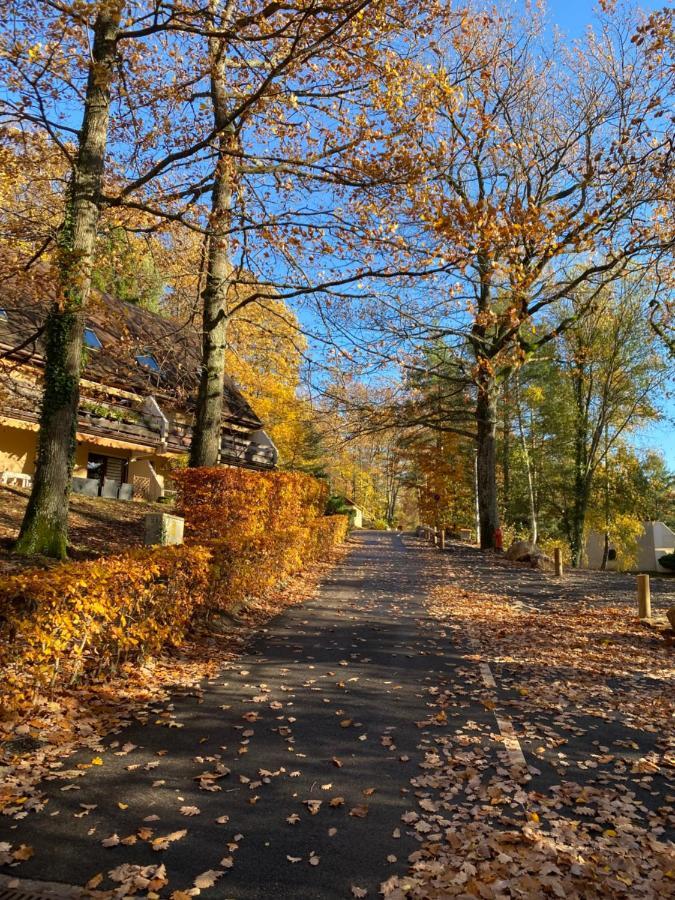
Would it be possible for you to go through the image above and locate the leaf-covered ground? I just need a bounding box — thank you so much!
[0,485,167,574]
[0,532,673,898]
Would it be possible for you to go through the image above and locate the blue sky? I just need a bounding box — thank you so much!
[545,0,664,35]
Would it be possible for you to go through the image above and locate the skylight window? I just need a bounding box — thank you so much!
[83,327,102,350]
[136,353,160,373]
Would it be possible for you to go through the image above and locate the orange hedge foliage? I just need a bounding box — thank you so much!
[0,546,211,712]
[0,468,347,714]
[173,467,347,610]
[174,467,328,543]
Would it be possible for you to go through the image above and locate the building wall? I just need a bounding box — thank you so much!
[73,442,130,479]
[129,456,165,501]
[0,423,37,474]
[0,425,169,501]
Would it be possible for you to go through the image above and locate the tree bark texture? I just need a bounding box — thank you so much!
[189,5,236,468]
[476,373,499,550]
[15,3,122,558]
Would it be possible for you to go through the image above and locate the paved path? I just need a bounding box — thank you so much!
[0,532,474,898]
[1,532,672,899]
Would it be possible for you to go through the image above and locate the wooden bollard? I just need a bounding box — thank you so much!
[432,527,438,545]
[439,529,446,551]
[553,547,563,577]
[637,574,651,620]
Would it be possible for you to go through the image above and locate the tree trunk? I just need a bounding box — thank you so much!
[475,373,499,550]
[501,374,511,518]
[569,483,589,568]
[14,4,122,558]
[569,451,591,567]
[569,370,591,568]
[515,373,538,544]
[189,6,236,468]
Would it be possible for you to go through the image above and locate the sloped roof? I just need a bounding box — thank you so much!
[0,290,262,429]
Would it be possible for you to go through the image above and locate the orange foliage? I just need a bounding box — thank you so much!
[0,468,348,716]
[174,467,347,610]
[0,546,212,714]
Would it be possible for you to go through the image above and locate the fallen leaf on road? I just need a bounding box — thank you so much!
[349,805,369,818]
[194,870,223,889]
[304,800,322,815]
[152,830,187,851]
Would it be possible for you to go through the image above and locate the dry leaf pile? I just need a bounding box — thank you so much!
[381,585,674,899]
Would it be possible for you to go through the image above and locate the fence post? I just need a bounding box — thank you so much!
[637,574,651,620]
[553,547,563,577]
[439,529,445,551]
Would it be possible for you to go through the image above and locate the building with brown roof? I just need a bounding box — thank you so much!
[0,292,277,501]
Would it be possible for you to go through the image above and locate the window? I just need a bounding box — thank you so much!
[136,352,160,373]
[0,308,8,320]
[83,327,102,350]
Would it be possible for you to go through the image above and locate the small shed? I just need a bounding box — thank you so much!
[343,498,364,529]
[638,521,675,573]
[585,530,619,570]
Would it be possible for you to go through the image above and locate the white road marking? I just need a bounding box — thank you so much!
[493,711,528,768]
[0,872,85,898]
[479,662,497,689]
[478,658,527,769]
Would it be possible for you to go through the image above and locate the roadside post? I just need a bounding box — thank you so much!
[554,547,563,577]
[637,574,651,620]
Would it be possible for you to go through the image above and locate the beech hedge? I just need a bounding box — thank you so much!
[0,467,348,714]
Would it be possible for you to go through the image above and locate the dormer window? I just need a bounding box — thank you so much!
[136,352,160,373]
[83,327,102,350]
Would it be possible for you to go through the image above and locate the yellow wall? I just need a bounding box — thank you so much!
[0,423,37,474]
[0,425,169,501]
[129,457,165,501]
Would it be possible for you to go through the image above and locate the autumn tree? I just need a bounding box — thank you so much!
[540,284,668,566]
[186,0,442,466]
[0,0,127,557]
[342,4,675,548]
[1,0,335,553]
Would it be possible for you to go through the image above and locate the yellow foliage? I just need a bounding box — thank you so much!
[0,546,212,714]
[224,300,318,468]
[0,468,348,716]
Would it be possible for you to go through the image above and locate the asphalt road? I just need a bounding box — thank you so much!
[0,531,672,899]
[0,531,490,898]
